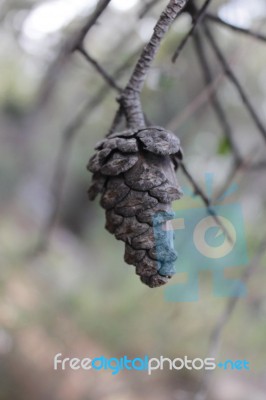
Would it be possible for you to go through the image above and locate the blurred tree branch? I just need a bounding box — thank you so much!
[33,46,142,253]
[36,0,112,108]
[202,21,266,143]
[192,29,241,163]
[77,46,123,92]
[206,13,266,43]
[172,0,211,63]
[194,236,266,400]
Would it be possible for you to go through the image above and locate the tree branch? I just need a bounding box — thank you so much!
[36,0,111,108]
[179,161,234,244]
[70,0,112,52]
[194,237,266,400]
[202,21,266,143]
[172,0,211,63]
[192,29,241,162]
[120,0,189,128]
[206,13,266,43]
[33,47,142,252]
[77,46,123,92]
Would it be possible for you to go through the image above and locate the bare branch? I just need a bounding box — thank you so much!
[34,47,143,251]
[63,47,142,140]
[120,0,189,128]
[36,0,111,107]
[213,149,260,202]
[194,237,266,400]
[179,162,210,206]
[192,29,241,162]
[71,0,112,51]
[172,0,211,63]
[203,22,266,143]
[77,46,123,92]
[179,161,234,244]
[206,13,266,43]
[166,71,224,131]
[250,160,266,170]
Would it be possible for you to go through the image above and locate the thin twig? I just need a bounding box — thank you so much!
[206,13,266,43]
[62,47,142,139]
[179,162,234,244]
[212,147,261,202]
[77,46,157,134]
[34,48,142,251]
[71,0,112,51]
[202,21,266,143]
[121,0,189,128]
[172,0,211,63]
[36,0,111,108]
[194,237,266,400]
[250,160,266,170]
[166,71,224,131]
[180,162,211,206]
[192,29,241,162]
[77,46,123,92]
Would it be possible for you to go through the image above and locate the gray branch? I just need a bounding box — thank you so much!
[172,0,211,63]
[77,46,123,92]
[120,0,189,128]
[194,236,266,400]
[203,21,266,143]
[207,13,266,43]
[192,29,241,163]
[36,0,111,108]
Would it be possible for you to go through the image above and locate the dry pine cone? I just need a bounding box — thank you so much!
[87,126,183,288]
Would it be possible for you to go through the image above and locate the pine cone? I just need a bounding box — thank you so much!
[87,126,183,288]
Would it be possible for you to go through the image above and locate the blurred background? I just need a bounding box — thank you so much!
[0,0,266,399]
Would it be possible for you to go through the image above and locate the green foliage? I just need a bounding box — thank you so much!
[217,136,232,155]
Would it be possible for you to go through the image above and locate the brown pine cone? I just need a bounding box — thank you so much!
[87,126,183,288]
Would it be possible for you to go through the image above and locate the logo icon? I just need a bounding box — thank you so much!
[154,174,249,302]
[193,215,237,259]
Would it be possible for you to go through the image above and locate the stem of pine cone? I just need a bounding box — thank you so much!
[119,0,189,129]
